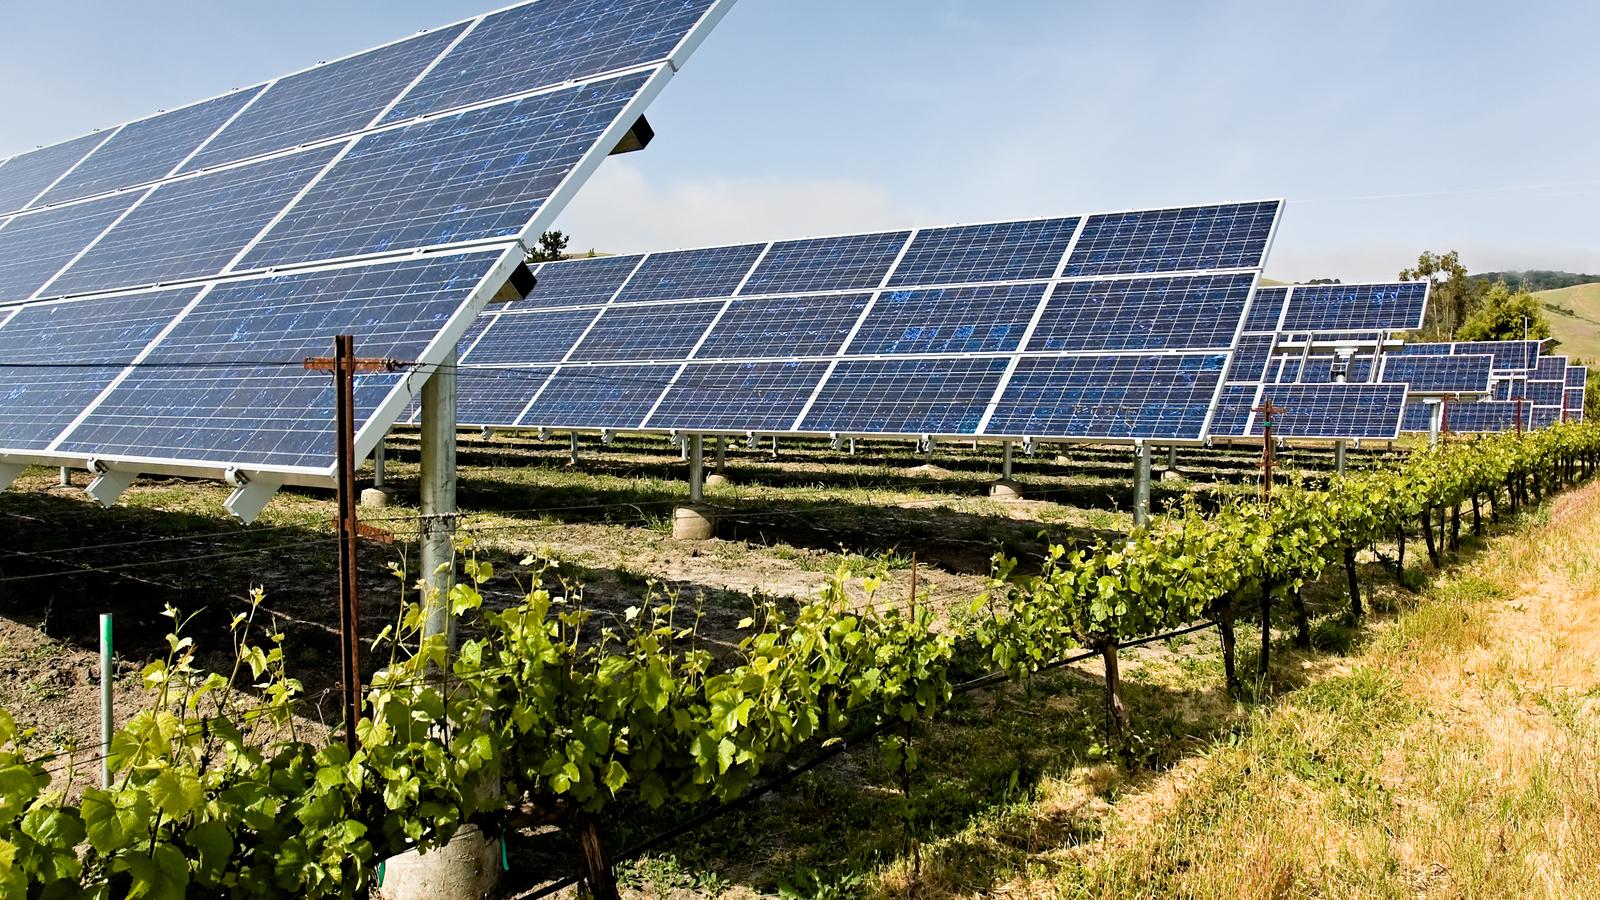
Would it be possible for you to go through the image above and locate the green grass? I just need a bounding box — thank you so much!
[1535,281,1600,362]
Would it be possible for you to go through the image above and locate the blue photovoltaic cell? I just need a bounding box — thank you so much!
[1247,384,1406,439]
[1401,401,1433,433]
[0,289,198,450]
[647,360,830,431]
[1399,343,1451,356]
[522,255,642,308]
[1225,335,1274,384]
[0,132,109,215]
[1280,282,1427,332]
[695,294,869,359]
[240,73,648,270]
[1242,286,1287,333]
[183,26,469,173]
[1567,365,1587,389]
[1492,379,1517,401]
[739,231,911,296]
[0,194,140,303]
[461,307,602,364]
[1532,355,1566,381]
[567,300,722,361]
[847,284,1043,356]
[37,91,263,207]
[886,218,1078,287]
[1062,201,1279,277]
[521,363,679,428]
[1026,273,1253,352]
[49,146,339,298]
[1448,401,1531,433]
[800,357,1009,435]
[1208,384,1260,437]
[1524,380,1564,406]
[381,0,715,124]
[1379,354,1492,394]
[55,251,500,468]
[985,354,1227,440]
[444,367,553,426]
[612,244,764,303]
[1566,388,1585,412]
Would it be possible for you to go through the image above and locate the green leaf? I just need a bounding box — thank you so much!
[149,768,202,819]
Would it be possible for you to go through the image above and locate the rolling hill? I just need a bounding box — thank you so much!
[1535,282,1600,362]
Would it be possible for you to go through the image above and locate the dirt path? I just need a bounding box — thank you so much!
[964,479,1600,899]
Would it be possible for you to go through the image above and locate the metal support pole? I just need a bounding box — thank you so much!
[1002,440,1014,479]
[848,437,856,455]
[1133,442,1151,527]
[688,434,705,504]
[372,436,386,489]
[59,467,71,487]
[1335,440,1347,476]
[714,436,726,475]
[569,432,580,467]
[1166,445,1177,470]
[332,335,362,756]
[1428,401,1442,450]
[420,349,458,652]
[99,613,112,789]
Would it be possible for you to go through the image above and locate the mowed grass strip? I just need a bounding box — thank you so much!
[875,480,1600,900]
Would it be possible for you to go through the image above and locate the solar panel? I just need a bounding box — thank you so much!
[647,360,831,431]
[0,132,110,215]
[1241,286,1287,333]
[1402,340,1540,372]
[848,284,1040,355]
[1245,383,1407,440]
[37,90,265,207]
[1062,201,1279,277]
[799,357,1010,436]
[740,231,912,295]
[1530,406,1562,429]
[1445,401,1532,433]
[1378,353,1493,394]
[462,307,602,364]
[1567,365,1588,389]
[1208,383,1261,437]
[1532,354,1567,381]
[181,26,471,173]
[1279,282,1427,332]
[449,200,1285,442]
[1225,335,1275,384]
[984,353,1228,440]
[1400,401,1434,433]
[1027,273,1254,352]
[887,218,1078,286]
[520,255,643,309]
[0,0,732,505]
[1524,379,1565,407]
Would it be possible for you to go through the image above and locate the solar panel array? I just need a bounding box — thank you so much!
[1396,341,1563,434]
[1567,365,1588,423]
[428,201,1285,443]
[0,0,732,491]
[1209,281,1426,440]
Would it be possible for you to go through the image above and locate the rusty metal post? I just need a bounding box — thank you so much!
[332,335,362,756]
[1258,399,1277,509]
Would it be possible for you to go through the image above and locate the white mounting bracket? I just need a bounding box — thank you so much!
[600,429,616,445]
[917,434,933,455]
[668,429,684,448]
[829,433,844,451]
[537,427,551,441]
[84,458,137,509]
[746,432,762,450]
[1021,437,1037,457]
[0,462,23,492]
[222,467,286,525]
[479,426,496,440]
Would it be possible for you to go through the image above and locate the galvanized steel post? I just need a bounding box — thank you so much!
[1133,442,1151,527]
[420,349,458,650]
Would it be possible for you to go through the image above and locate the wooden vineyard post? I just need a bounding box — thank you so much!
[578,818,620,900]
[304,336,399,755]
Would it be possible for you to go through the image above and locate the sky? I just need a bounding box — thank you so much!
[3,0,1598,282]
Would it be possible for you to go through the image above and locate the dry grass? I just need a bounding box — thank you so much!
[909,480,1600,900]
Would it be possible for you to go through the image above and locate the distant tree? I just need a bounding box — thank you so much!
[1456,280,1553,342]
[1304,278,1343,285]
[527,230,570,262]
[1401,250,1484,339]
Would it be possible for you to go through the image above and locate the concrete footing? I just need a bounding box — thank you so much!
[672,505,716,540]
[989,478,1023,500]
[705,473,731,487]
[360,487,394,509]
[373,824,500,900]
